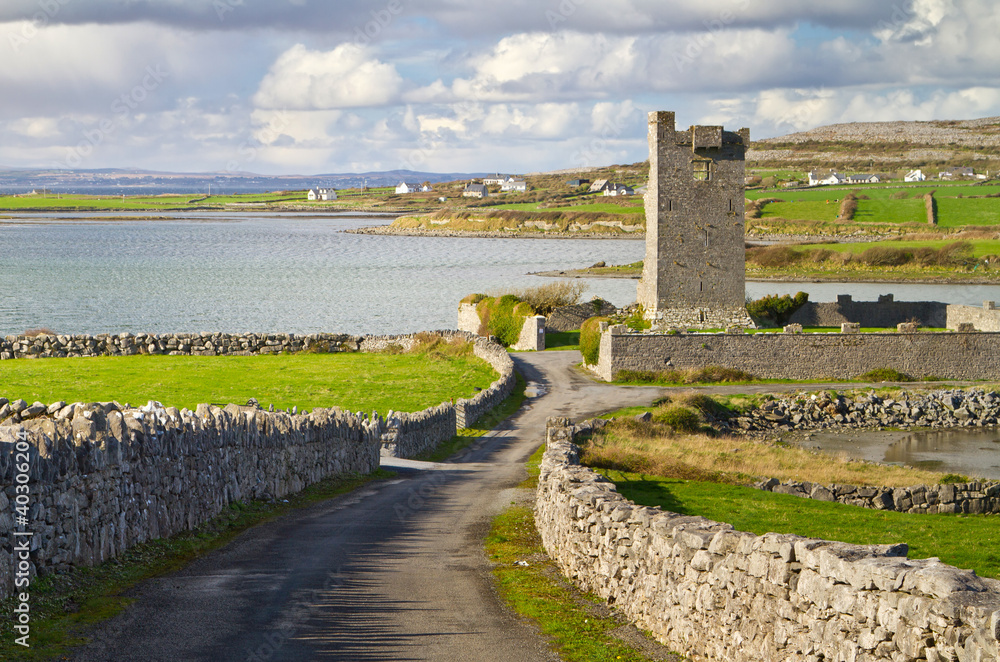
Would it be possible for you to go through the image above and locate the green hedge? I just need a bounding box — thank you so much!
[580,316,611,365]
[475,295,535,347]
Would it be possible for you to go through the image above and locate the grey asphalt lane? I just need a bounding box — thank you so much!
[68,351,669,662]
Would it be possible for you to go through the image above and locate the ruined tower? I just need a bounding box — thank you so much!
[637,111,754,329]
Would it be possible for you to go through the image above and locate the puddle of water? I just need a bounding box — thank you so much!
[786,428,1000,480]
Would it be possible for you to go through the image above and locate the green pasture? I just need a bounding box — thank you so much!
[601,470,1000,580]
[806,237,1000,257]
[854,198,928,224]
[937,197,1000,227]
[761,200,841,222]
[491,201,644,215]
[0,352,497,413]
[747,182,1000,202]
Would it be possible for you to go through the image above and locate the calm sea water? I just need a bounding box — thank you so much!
[1,214,998,336]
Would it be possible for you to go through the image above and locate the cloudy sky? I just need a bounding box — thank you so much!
[0,0,997,175]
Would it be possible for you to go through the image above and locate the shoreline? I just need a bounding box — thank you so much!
[345,225,646,240]
[531,268,1000,285]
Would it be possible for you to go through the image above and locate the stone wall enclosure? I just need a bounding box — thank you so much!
[536,419,1000,662]
[1,330,516,601]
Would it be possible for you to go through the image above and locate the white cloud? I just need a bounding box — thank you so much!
[253,44,403,110]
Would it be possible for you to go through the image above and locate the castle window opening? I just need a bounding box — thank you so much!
[693,158,713,181]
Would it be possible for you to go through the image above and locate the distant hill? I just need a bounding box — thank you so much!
[0,168,490,195]
[749,117,1000,173]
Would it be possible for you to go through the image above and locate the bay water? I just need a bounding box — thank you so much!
[1,214,998,337]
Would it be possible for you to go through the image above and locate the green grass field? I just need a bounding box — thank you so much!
[747,182,1000,202]
[937,197,1000,227]
[0,352,497,413]
[806,237,1000,258]
[854,198,928,224]
[491,201,644,215]
[748,182,1000,229]
[601,470,1000,579]
[761,200,841,222]
[0,192,305,211]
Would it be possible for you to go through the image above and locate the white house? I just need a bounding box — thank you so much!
[845,174,880,185]
[307,188,337,201]
[603,183,635,197]
[500,179,528,193]
[588,179,612,193]
[939,167,975,180]
[483,174,510,186]
[808,171,847,186]
[395,182,423,194]
[904,169,926,182]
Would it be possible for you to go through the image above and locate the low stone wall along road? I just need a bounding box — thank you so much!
[67,352,668,662]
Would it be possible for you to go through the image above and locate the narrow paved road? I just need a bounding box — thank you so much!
[70,352,668,662]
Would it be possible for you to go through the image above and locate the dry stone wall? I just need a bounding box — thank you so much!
[536,419,1000,662]
[547,301,618,332]
[756,477,1000,516]
[0,401,381,601]
[0,332,360,360]
[361,328,514,457]
[595,327,1000,382]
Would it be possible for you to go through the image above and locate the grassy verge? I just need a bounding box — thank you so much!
[419,374,527,462]
[0,341,497,413]
[0,469,394,661]
[487,505,678,662]
[600,471,1000,579]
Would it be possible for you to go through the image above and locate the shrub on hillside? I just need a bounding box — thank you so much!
[476,295,535,347]
[857,246,912,266]
[745,291,809,327]
[495,281,585,316]
[746,245,803,268]
[580,316,611,366]
[653,404,702,433]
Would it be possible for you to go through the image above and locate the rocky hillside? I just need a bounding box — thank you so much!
[749,117,1000,172]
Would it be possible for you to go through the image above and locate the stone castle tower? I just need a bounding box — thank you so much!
[636,111,755,329]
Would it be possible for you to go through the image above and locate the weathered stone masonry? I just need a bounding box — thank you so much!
[536,420,1000,662]
[637,111,754,330]
[594,327,1000,382]
[0,401,381,601]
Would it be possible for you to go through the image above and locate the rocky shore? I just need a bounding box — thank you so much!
[345,224,643,239]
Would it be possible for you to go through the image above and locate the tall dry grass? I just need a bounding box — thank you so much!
[581,396,950,488]
[489,281,585,316]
